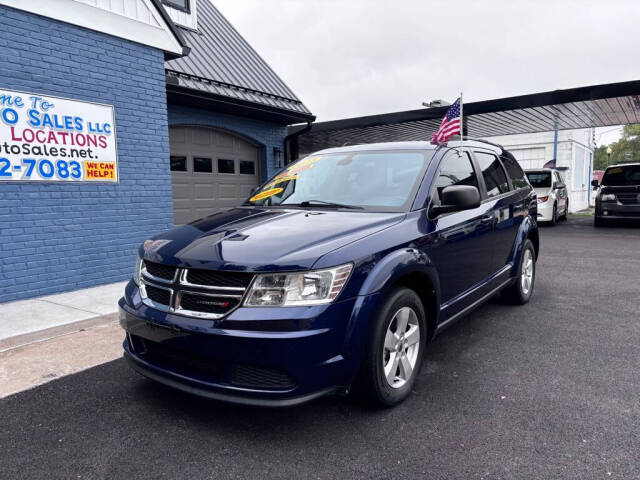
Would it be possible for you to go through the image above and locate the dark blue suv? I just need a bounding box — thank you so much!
[120,140,539,407]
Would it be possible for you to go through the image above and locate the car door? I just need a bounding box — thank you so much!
[473,150,524,279]
[427,149,495,318]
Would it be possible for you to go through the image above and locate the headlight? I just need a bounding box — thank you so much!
[244,263,353,306]
[133,255,143,286]
[537,196,549,204]
[600,193,616,202]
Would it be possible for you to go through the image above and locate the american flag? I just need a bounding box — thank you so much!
[431,98,461,144]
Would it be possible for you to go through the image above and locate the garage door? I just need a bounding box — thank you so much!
[169,127,260,225]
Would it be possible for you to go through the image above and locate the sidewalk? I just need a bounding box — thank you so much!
[0,281,127,351]
[0,281,128,397]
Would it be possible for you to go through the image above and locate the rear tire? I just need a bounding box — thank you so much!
[502,239,536,305]
[550,203,558,226]
[356,287,427,407]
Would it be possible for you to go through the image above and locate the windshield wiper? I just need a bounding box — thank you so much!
[297,200,363,210]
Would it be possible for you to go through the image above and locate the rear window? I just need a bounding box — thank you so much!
[501,155,529,189]
[601,165,640,186]
[526,171,552,188]
[475,152,510,197]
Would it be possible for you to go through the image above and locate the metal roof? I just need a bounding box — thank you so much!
[165,0,313,122]
[289,80,640,155]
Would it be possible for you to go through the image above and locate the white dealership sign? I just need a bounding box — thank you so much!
[0,88,118,182]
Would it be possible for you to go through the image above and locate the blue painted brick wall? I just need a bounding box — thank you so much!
[167,105,288,181]
[0,6,174,303]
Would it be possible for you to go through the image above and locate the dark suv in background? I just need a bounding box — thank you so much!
[120,140,539,407]
[593,163,640,227]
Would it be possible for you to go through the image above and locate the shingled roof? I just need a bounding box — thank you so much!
[165,0,313,123]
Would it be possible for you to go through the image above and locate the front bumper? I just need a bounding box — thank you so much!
[597,201,640,220]
[119,281,379,406]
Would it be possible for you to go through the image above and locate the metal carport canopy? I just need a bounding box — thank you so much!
[288,80,640,157]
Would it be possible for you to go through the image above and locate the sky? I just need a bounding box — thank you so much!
[213,0,639,146]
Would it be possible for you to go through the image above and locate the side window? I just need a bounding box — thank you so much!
[501,155,529,189]
[555,171,564,185]
[435,152,479,200]
[475,152,510,197]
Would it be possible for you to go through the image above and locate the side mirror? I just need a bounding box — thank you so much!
[430,185,481,217]
[591,179,599,188]
[554,183,566,190]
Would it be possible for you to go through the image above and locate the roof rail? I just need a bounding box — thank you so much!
[456,136,505,150]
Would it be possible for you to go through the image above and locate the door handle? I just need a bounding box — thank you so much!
[481,214,494,225]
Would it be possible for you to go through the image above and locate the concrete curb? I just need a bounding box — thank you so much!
[0,312,119,353]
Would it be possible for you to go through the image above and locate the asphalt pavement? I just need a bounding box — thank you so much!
[2,216,639,479]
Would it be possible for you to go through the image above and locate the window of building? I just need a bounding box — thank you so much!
[240,161,256,175]
[475,152,510,197]
[194,157,212,173]
[218,159,235,174]
[435,152,479,199]
[170,156,187,172]
[163,0,190,13]
[501,155,529,189]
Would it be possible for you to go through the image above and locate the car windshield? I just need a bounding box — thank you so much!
[246,150,433,211]
[601,165,640,186]
[526,171,552,188]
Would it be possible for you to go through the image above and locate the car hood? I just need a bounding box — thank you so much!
[140,207,405,272]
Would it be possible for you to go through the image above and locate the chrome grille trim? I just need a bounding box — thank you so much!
[140,282,173,313]
[139,266,254,320]
[141,262,177,284]
[178,269,246,291]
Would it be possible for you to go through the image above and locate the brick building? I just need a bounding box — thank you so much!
[0,0,313,302]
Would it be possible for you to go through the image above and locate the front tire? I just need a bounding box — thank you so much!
[357,287,427,407]
[502,239,536,305]
[594,215,604,228]
[550,203,558,226]
[562,200,569,220]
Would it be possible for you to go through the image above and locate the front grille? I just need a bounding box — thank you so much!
[140,262,253,319]
[180,293,240,315]
[145,285,171,306]
[144,261,177,281]
[617,193,640,205]
[232,364,296,390]
[186,269,253,288]
[142,339,222,379]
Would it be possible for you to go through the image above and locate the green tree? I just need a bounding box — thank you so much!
[594,124,640,170]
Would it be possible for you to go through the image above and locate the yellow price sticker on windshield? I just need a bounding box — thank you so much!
[277,156,321,176]
[250,187,283,202]
[264,174,298,189]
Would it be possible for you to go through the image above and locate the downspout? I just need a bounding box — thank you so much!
[284,122,313,165]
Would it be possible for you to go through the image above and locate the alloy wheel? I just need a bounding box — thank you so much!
[382,306,420,389]
[521,249,534,296]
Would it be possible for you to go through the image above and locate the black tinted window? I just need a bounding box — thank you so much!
[194,157,212,173]
[218,159,235,174]
[475,152,510,197]
[526,171,552,188]
[435,152,478,198]
[501,155,529,189]
[602,165,640,186]
[240,161,256,175]
[170,156,187,172]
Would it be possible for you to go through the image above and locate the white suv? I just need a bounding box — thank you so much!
[525,168,569,225]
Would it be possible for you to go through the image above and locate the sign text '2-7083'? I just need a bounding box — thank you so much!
[0,88,118,182]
